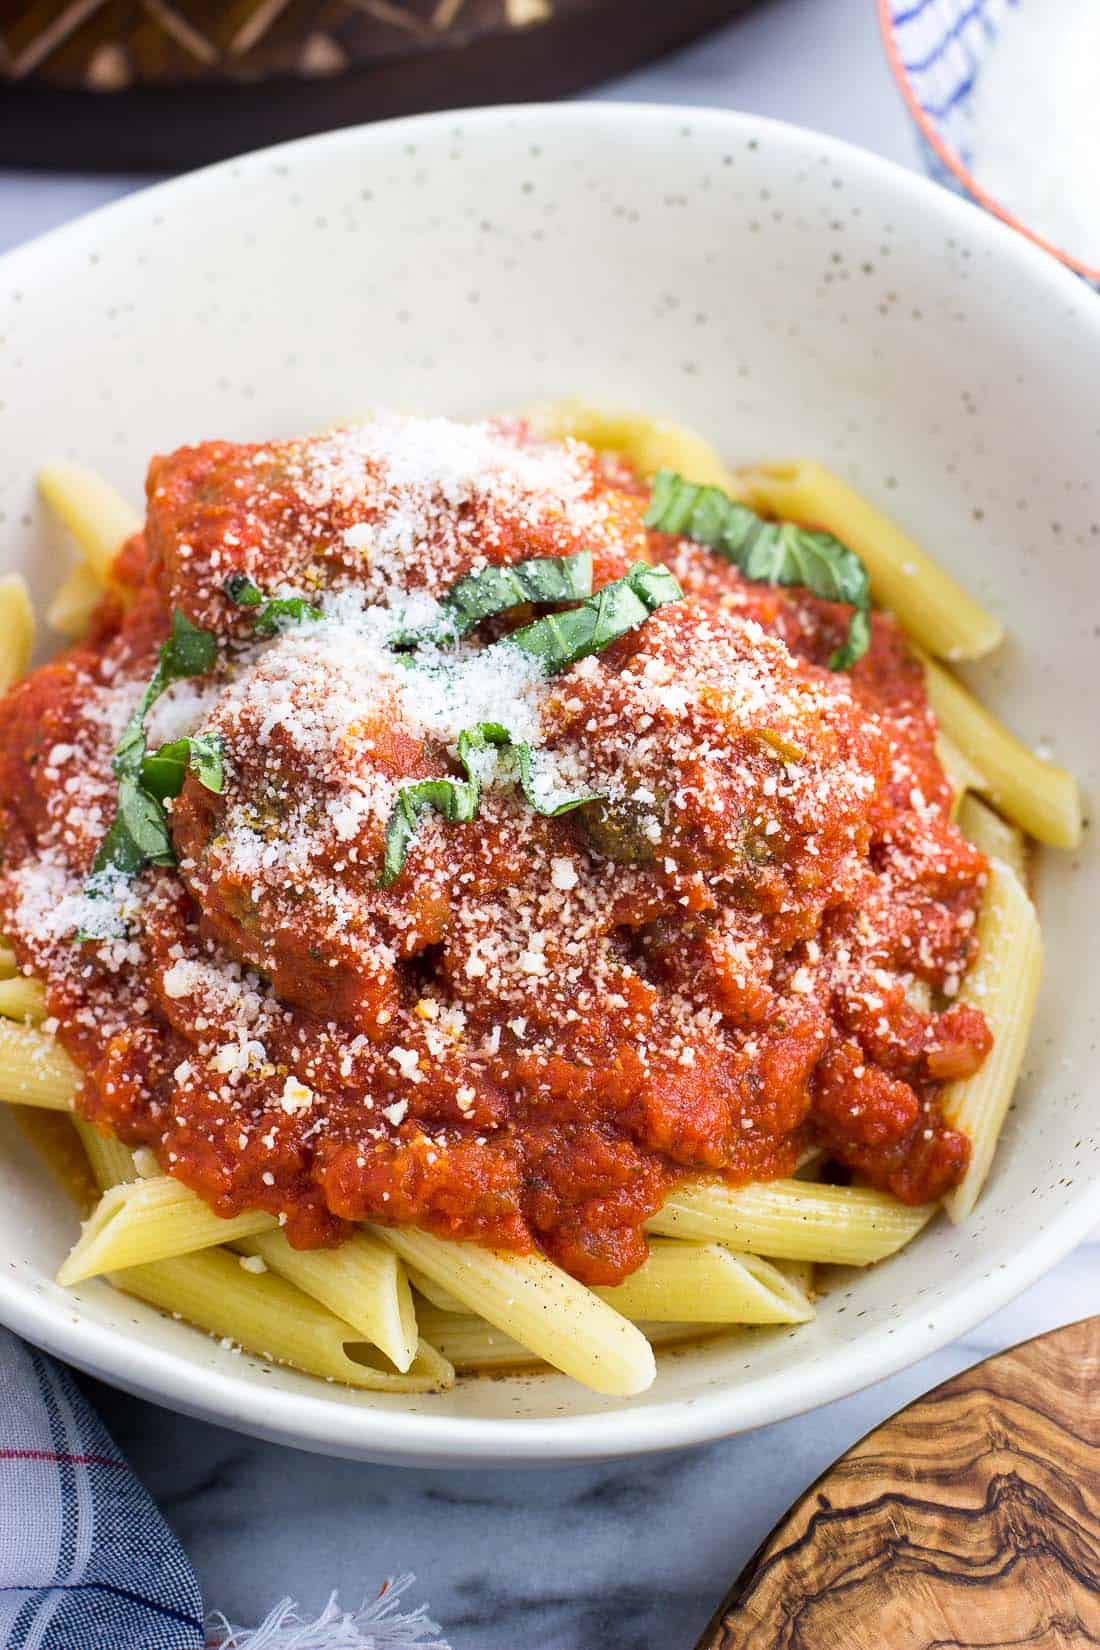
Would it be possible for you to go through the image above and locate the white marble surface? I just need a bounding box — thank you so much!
[84,1246,1098,1648]
[2,1,1097,1644]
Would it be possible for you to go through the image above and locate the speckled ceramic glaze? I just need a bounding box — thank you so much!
[0,105,1096,1466]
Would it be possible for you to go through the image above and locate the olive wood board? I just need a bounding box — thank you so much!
[697,1316,1100,1649]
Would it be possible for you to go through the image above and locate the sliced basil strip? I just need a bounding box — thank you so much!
[253,596,323,635]
[380,776,481,887]
[82,610,219,923]
[224,575,322,635]
[394,552,594,647]
[93,778,176,877]
[111,610,217,783]
[141,733,226,802]
[457,723,601,818]
[506,561,683,674]
[645,469,871,670]
[380,719,603,887]
[223,573,263,607]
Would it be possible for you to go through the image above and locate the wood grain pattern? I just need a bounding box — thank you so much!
[698,1318,1100,1649]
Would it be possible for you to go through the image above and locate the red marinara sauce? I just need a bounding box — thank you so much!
[0,418,990,1285]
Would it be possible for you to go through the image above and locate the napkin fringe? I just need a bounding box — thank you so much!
[206,1576,451,1650]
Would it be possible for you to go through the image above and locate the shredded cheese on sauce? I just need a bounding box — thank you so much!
[0,414,991,1281]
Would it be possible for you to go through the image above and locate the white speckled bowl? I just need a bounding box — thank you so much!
[0,105,1096,1467]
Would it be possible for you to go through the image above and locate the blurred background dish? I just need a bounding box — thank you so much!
[879,0,1100,286]
[0,0,763,171]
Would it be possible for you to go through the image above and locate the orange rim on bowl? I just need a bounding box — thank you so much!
[877,0,1100,285]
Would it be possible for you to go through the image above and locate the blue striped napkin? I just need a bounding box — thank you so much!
[0,1328,449,1650]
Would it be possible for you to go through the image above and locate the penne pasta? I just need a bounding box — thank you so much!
[47,561,107,640]
[37,463,141,585]
[378,1226,656,1397]
[0,976,48,1025]
[0,1020,80,1110]
[593,1239,814,1324]
[957,793,1029,886]
[68,1125,420,1375]
[108,1248,454,1392]
[942,860,1043,1222]
[11,1111,98,1212]
[1,416,1074,1404]
[414,1304,726,1374]
[0,574,34,693]
[235,1229,419,1374]
[646,1177,936,1265]
[923,655,1081,849]
[406,1264,467,1316]
[936,731,984,818]
[770,1257,816,1298]
[529,399,739,490]
[57,1175,276,1285]
[737,461,1002,661]
[73,1118,139,1193]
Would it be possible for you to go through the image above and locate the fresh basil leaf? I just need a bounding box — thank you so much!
[141,733,226,802]
[456,724,601,818]
[828,604,872,673]
[163,609,219,679]
[253,596,324,635]
[81,609,219,926]
[112,611,216,783]
[645,469,871,669]
[380,776,481,887]
[224,573,264,607]
[506,561,682,674]
[109,610,218,791]
[225,575,322,636]
[379,714,605,886]
[91,776,175,877]
[393,552,594,647]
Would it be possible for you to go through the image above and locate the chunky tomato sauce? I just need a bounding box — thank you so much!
[0,418,989,1284]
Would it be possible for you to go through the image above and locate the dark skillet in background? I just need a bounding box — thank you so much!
[1,0,767,172]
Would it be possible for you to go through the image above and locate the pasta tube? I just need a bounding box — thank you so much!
[942,860,1043,1222]
[530,399,739,491]
[47,562,108,640]
[378,1226,656,1397]
[0,1020,80,1110]
[414,1305,723,1373]
[235,1229,419,1374]
[957,793,1029,885]
[647,1178,935,1264]
[0,574,34,692]
[738,461,1002,660]
[57,1175,275,1285]
[406,1264,467,1316]
[768,1257,815,1298]
[0,977,47,1025]
[73,1119,139,1193]
[37,464,141,584]
[108,1249,453,1393]
[594,1240,813,1324]
[924,655,1081,848]
[936,732,984,818]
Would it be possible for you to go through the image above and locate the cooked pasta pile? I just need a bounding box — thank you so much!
[0,406,1075,1397]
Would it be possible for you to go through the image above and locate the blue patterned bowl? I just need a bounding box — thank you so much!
[879,0,1100,286]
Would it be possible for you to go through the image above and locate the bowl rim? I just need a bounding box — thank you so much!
[0,98,1097,1464]
[876,0,1100,282]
